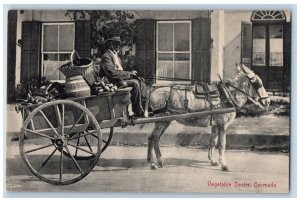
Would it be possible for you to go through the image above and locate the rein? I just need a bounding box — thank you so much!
[226,83,256,99]
[224,78,269,109]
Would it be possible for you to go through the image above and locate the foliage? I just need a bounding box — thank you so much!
[65,10,136,57]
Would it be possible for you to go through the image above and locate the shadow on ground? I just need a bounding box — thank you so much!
[7,154,207,176]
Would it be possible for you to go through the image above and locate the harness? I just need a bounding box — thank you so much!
[167,83,221,113]
[165,74,268,113]
[225,75,269,106]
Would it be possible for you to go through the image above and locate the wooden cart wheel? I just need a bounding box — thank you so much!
[19,100,102,185]
[62,127,113,160]
[101,127,113,153]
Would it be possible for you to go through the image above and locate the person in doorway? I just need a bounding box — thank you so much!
[99,33,148,118]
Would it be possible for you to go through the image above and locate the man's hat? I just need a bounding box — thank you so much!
[104,33,122,44]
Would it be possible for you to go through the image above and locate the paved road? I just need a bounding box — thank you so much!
[5,142,289,194]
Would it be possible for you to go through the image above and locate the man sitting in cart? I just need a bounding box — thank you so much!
[99,33,148,118]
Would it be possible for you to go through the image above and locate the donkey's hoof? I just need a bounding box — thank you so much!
[157,161,163,168]
[211,161,219,166]
[221,165,230,172]
[147,157,152,163]
[150,163,158,170]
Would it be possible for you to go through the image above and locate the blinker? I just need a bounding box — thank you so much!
[249,75,263,89]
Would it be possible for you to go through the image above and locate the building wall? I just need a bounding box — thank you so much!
[210,10,224,82]
[13,10,292,91]
[15,10,73,87]
[223,10,291,80]
[15,11,33,87]
[133,10,209,19]
[223,11,251,79]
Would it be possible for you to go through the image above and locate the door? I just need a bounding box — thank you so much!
[251,23,287,90]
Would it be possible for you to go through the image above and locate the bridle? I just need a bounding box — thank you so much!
[218,73,269,108]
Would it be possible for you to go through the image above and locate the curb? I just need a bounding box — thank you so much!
[101,131,289,150]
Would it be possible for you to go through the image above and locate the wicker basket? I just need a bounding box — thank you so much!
[59,51,93,78]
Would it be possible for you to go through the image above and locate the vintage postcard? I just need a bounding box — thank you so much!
[5,9,291,194]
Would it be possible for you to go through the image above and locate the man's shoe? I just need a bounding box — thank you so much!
[134,111,145,118]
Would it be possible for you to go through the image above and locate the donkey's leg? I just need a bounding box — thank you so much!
[147,122,166,170]
[153,121,171,168]
[144,98,150,118]
[218,126,229,171]
[147,133,155,163]
[208,126,219,166]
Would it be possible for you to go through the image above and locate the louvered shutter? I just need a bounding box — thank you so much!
[21,21,41,82]
[75,21,91,58]
[192,17,211,83]
[241,21,252,68]
[134,19,156,85]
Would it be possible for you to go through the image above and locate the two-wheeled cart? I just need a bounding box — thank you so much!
[18,87,235,185]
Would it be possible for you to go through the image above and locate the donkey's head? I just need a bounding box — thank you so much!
[226,64,270,110]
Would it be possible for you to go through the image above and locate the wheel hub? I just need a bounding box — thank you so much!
[54,137,66,148]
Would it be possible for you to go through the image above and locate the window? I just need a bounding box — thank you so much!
[156,21,191,84]
[251,11,285,67]
[42,23,75,81]
[269,25,283,66]
[252,26,266,66]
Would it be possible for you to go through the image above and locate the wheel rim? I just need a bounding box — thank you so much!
[19,100,102,185]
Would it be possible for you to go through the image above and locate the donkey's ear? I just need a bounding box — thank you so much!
[241,64,255,78]
[236,63,241,71]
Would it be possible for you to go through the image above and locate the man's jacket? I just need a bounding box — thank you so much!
[100,50,131,83]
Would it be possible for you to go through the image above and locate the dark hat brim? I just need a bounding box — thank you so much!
[104,37,122,44]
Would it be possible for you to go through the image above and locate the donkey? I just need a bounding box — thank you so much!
[144,64,270,171]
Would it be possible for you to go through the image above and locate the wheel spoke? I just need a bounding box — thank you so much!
[67,143,96,156]
[75,135,80,157]
[68,130,98,141]
[83,136,93,153]
[66,112,85,136]
[54,105,62,127]
[60,147,63,182]
[37,148,58,171]
[61,104,65,136]
[64,145,83,174]
[90,133,99,139]
[24,129,55,140]
[25,143,54,154]
[68,132,86,141]
[38,110,59,137]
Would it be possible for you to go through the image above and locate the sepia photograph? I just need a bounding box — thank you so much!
[5,8,292,194]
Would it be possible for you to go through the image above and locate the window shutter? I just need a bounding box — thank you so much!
[192,17,211,83]
[75,21,91,58]
[134,19,156,85]
[7,10,17,103]
[241,21,252,67]
[21,21,41,82]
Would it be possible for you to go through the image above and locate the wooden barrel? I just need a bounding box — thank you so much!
[65,75,91,97]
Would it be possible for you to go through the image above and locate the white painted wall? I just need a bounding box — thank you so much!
[222,10,291,79]
[14,10,292,87]
[133,10,209,19]
[210,10,224,82]
[15,10,75,86]
[223,11,251,79]
[15,11,33,85]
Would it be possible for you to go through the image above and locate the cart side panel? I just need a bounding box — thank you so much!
[85,96,111,121]
[23,103,86,131]
[85,91,131,123]
[24,107,58,130]
[20,89,132,132]
[111,92,131,118]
